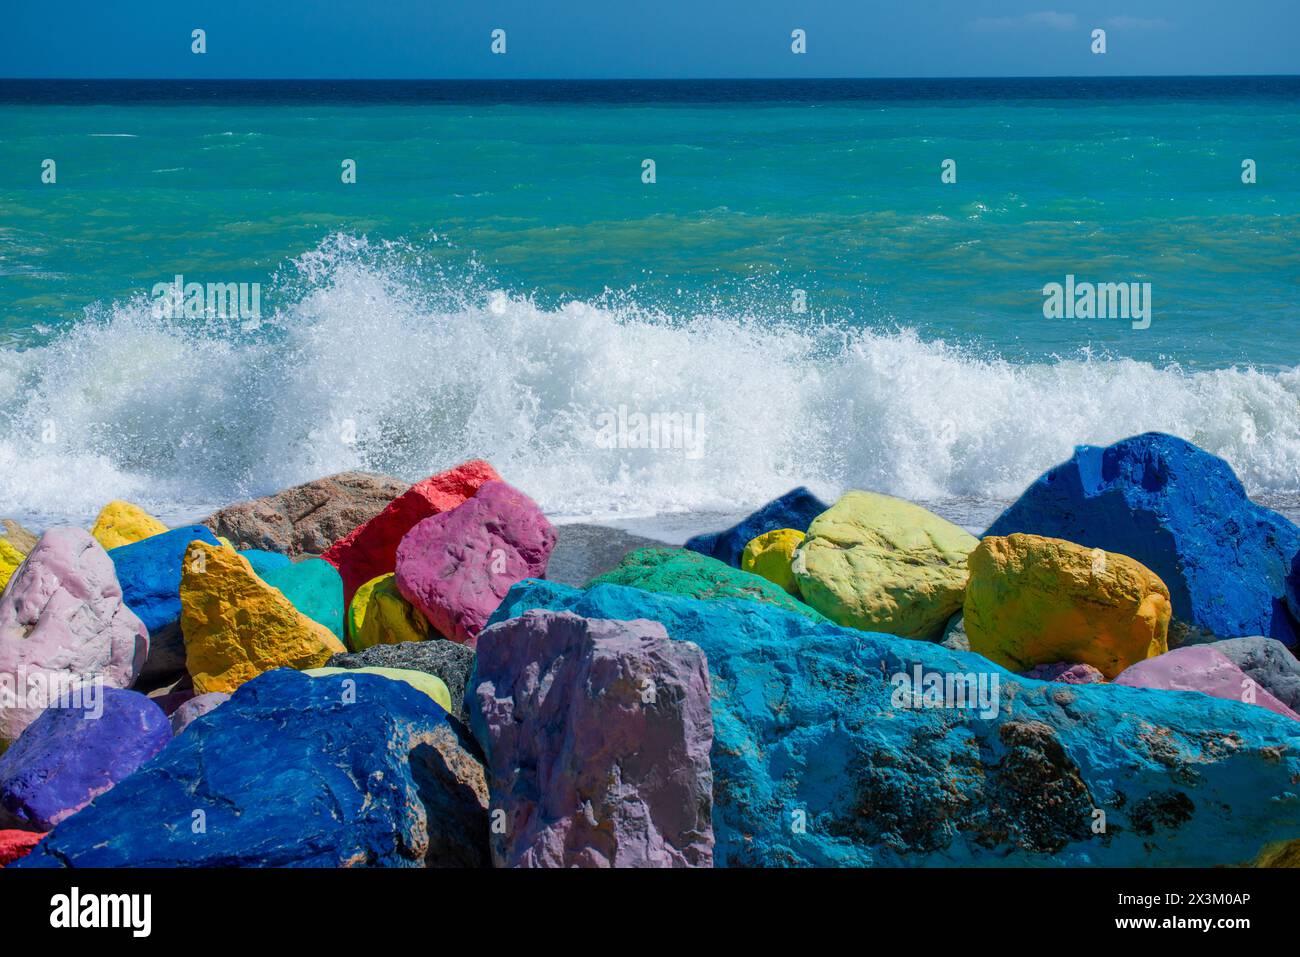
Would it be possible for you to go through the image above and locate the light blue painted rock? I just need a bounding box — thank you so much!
[14,668,489,867]
[240,549,293,576]
[488,579,1300,867]
[258,558,345,640]
[986,432,1300,646]
[684,486,829,568]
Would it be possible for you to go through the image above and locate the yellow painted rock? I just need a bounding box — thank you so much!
[305,666,452,714]
[963,533,1170,678]
[180,541,346,694]
[1,519,38,554]
[0,538,26,591]
[741,528,805,596]
[792,491,979,640]
[91,500,168,550]
[347,573,430,651]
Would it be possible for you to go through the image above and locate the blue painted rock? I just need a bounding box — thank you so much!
[490,579,1300,867]
[14,669,489,867]
[684,486,829,568]
[986,433,1300,645]
[240,549,293,576]
[1212,636,1300,713]
[0,688,170,831]
[470,610,713,867]
[109,525,222,682]
[257,558,346,640]
[169,692,230,736]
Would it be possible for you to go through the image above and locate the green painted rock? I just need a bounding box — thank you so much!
[587,547,827,622]
[792,491,978,640]
[258,558,345,640]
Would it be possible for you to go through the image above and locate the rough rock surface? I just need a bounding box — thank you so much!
[490,580,1300,867]
[1212,636,1300,713]
[180,542,345,694]
[256,557,345,640]
[0,688,171,830]
[327,639,475,723]
[0,527,148,744]
[792,491,978,640]
[202,471,410,557]
[986,432,1300,645]
[0,829,44,867]
[740,528,805,596]
[14,669,490,867]
[1115,645,1300,720]
[1020,662,1107,684]
[347,572,430,650]
[0,538,24,591]
[470,610,714,867]
[306,666,452,714]
[395,480,555,646]
[169,691,230,736]
[964,533,1170,678]
[1,519,38,554]
[685,486,829,567]
[90,500,168,550]
[323,460,500,606]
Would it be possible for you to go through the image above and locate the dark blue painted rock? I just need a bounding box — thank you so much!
[488,579,1300,867]
[14,668,489,867]
[109,525,222,634]
[0,688,170,831]
[683,486,829,568]
[986,433,1300,645]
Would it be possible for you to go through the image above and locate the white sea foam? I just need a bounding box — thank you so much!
[2,235,1298,528]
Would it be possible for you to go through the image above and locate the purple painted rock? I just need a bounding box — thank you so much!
[0,527,149,745]
[1020,662,1106,685]
[169,692,230,736]
[469,609,714,867]
[1115,645,1300,720]
[0,688,170,830]
[396,481,556,647]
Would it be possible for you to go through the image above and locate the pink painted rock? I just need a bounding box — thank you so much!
[169,691,230,735]
[469,610,714,867]
[1115,645,1300,720]
[0,828,45,866]
[1021,662,1106,685]
[0,527,148,744]
[395,480,556,647]
[323,460,501,607]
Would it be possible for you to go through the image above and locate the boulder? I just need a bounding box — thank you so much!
[256,558,345,640]
[986,432,1300,645]
[1212,636,1300,713]
[792,491,978,640]
[740,528,804,596]
[685,486,829,567]
[202,471,410,557]
[13,669,490,867]
[90,500,167,550]
[347,573,430,650]
[0,688,170,830]
[1020,662,1106,685]
[589,547,826,623]
[490,580,1300,867]
[395,480,555,647]
[0,527,148,745]
[1,519,38,554]
[0,829,44,867]
[327,639,475,723]
[179,541,345,695]
[0,538,24,591]
[964,534,1170,679]
[1115,645,1300,720]
[240,549,292,576]
[306,666,452,714]
[324,460,501,606]
[169,691,229,736]
[470,610,713,867]
[940,613,970,651]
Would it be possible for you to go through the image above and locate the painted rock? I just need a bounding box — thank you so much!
[169,691,230,736]
[256,558,345,640]
[395,480,555,646]
[986,432,1300,645]
[306,666,452,715]
[0,829,44,867]
[1020,662,1106,684]
[1,519,39,554]
[740,528,804,596]
[490,580,1300,867]
[14,669,490,867]
[90,500,168,550]
[203,471,410,556]
[470,610,713,867]
[685,486,829,568]
[0,688,170,831]
[0,527,148,744]
[792,491,978,640]
[347,572,429,651]
[327,639,475,723]
[0,538,24,591]
[323,460,501,606]
[240,549,292,576]
[179,541,345,695]
[1115,645,1300,720]
[1212,636,1300,713]
[964,533,1170,679]
[589,547,826,623]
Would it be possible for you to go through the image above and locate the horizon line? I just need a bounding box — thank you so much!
[3,73,1299,82]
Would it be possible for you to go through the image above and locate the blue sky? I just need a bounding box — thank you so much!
[2,1,1296,78]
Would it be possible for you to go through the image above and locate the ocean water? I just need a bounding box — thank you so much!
[0,78,1298,533]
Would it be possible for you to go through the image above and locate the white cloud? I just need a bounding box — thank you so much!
[1105,15,1172,29]
[970,11,1080,32]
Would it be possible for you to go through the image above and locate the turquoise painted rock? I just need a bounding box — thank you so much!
[257,558,345,640]
[240,549,293,577]
[489,580,1300,867]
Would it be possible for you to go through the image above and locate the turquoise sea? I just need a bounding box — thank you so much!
[1,78,1298,532]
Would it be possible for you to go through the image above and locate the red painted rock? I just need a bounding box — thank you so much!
[396,481,556,647]
[323,460,501,606]
[0,528,148,745]
[0,828,45,866]
[1116,645,1300,720]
